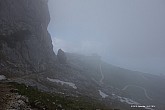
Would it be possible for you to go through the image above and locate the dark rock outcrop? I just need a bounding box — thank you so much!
[0,0,55,76]
[57,49,67,64]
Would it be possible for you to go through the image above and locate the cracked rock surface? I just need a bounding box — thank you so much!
[0,0,56,76]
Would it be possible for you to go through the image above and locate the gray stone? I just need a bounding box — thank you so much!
[0,0,56,76]
[57,49,67,64]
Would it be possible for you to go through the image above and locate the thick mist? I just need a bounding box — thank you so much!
[48,0,165,75]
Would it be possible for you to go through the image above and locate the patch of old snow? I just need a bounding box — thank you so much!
[98,90,108,98]
[112,93,140,105]
[112,93,115,96]
[0,75,6,80]
[112,93,154,110]
[47,77,77,89]
[117,96,139,105]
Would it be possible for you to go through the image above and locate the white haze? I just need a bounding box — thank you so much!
[48,0,165,75]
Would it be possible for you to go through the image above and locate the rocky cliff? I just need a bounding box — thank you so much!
[0,0,55,76]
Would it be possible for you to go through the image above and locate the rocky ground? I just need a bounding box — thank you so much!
[0,82,32,110]
[0,79,111,110]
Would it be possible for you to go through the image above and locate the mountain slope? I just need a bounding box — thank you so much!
[1,0,165,110]
[66,53,165,110]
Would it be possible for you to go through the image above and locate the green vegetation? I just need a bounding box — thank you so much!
[10,82,111,110]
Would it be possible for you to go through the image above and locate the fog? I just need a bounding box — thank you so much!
[48,0,165,75]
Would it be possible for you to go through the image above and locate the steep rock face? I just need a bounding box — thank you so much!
[0,0,55,76]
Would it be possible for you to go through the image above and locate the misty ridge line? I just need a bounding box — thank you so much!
[48,0,165,75]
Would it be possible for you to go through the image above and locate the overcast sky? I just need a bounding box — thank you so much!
[48,0,165,75]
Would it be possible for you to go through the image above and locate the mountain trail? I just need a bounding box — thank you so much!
[99,63,104,84]
[122,85,152,100]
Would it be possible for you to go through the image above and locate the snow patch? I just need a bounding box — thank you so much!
[111,93,154,110]
[98,90,108,98]
[0,75,6,80]
[117,96,139,105]
[112,93,115,96]
[47,77,77,89]
[111,93,140,105]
